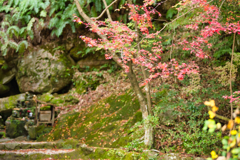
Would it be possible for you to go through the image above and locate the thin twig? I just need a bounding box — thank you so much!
[92,0,118,20]
[230,33,236,120]
[215,114,230,122]
[102,0,113,21]
[219,0,226,12]
[133,6,198,48]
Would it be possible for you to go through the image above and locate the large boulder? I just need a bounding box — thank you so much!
[16,49,73,93]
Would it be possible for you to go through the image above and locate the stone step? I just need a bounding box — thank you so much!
[0,149,77,160]
[0,141,60,150]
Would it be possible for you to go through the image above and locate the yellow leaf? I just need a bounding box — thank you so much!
[204,100,215,107]
[227,120,234,129]
[230,139,236,148]
[212,106,219,112]
[216,123,221,129]
[235,117,240,124]
[208,111,215,119]
[211,151,218,159]
[230,130,238,135]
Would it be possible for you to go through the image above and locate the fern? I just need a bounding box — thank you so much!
[7,26,20,38]
[95,0,102,12]
[40,0,50,10]
[52,20,69,37]
[0,5,11,13]
[118,0,126,8]
[17,40,28,54]
[8,40,18,49]
[49,16,60,28]
[27,18,36,31]
[19,27,27,38]
[91,6,98,17]
[1,21,10,29]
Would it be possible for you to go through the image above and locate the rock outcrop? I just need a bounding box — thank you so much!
[16,49,73,93]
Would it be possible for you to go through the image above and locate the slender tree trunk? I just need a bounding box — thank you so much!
[126,62,153,147]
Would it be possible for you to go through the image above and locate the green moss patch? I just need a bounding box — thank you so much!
[39,91,142,148]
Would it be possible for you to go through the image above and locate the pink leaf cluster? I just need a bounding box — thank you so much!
[74,0,239,84]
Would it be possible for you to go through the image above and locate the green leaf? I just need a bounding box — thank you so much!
[49,7,58,17]
[91,6,98,17]
[28,30,34,40]
[118,0,125,8]
[166,8,178,20]
[19,27,27,38]
[95,0,102,12]
[53,20,68,37]
[40,10,47,17]
[222,139,228,146]
[1,22,10,29]
[13,0,20,7]
[40,0,50,9]
[123,14,127,24]
[70,22,76,33]
[0,5,11,13]
[8,40,18,49]
[17,40,28,54]
[232,148,240,154]
[49,17,59,28]
[7,26,20,38]
[27,18,36,31]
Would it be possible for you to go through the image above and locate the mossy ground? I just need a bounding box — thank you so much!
[38,91,143,148]
[0,147,150,160]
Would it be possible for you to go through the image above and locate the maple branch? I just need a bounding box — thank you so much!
[74,0,125,70]
[102,0,113,21]
[92,0,117,20]
[134,1,213,48]
[74,0,95,25]
[133,6,198,48]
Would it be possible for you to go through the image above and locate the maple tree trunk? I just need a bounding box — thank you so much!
[127,62,153,147]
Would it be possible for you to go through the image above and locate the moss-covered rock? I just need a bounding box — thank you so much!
[0,93,26,111]
[38,91,142,148]
[5,118,28,138]
[73,73,101,94]
[38,92,79,106]
[16,49,73,93]
[29,125,52,140]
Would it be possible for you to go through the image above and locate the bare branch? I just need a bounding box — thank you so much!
[102,0,113,21]
[93,0,118,20]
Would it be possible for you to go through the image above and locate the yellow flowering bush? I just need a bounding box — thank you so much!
[204,99,240,160]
